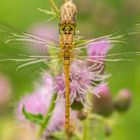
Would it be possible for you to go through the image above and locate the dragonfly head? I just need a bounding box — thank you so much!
[60,0,77,25]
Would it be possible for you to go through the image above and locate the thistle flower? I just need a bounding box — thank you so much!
[16,73,76,135]
[86,39,112,88]
[55,62,92,105]
[93,83,114,117]
[17,91,49,121]
[17,73,53,120]
[55,39,112,106]
[114,89,132,112]
[87,39,112,60]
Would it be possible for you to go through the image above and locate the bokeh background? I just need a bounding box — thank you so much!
[0,0,140,140]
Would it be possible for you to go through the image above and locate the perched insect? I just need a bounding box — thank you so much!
[0,0,140,133]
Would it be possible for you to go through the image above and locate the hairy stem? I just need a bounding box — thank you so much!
[38,93,57,136]
[48,0,59,15]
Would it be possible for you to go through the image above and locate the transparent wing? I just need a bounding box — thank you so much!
[74,23,140,49]
[0,52,61,78]
[72,24,140,80]
[74,33,127,50]
[0,21,59,51]
[71,51,140,93]
[0,21,61,78]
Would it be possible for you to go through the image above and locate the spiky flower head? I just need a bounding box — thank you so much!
[16,73,76,134]
[87,39,111,58]
[55,39,112,106]
[55,61,92,105]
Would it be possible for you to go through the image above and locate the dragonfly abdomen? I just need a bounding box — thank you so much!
[64,58,70,130]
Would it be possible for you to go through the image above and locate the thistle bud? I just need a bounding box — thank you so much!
[114,89,132,112]
[77,111,88,120]
[93,84,114,117]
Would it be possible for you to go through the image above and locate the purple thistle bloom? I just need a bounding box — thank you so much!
[86,38,112,73]
[17,91,49,121]
[55,62,92,104]
[16,73,76,134]
[16,38,113,133]
[16,73,53,122]
[87,39,112,60]
[93,83,110,95]
[55,39,112,105]
[86,38,112,76]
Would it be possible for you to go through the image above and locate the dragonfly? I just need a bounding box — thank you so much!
[0,0,140,133]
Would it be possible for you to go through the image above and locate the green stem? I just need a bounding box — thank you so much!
[48,0,59,15]
[38,93,57,136]
[82,119,89,140]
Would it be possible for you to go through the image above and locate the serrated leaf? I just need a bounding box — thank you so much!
[22,106,44,124]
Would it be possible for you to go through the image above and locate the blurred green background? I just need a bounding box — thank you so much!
[0,0,140,140]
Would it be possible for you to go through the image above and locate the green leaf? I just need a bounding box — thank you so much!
[22,106,44,124]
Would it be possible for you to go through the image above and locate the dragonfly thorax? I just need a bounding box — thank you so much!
[59,23,76,35]
[60,34,74,48]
